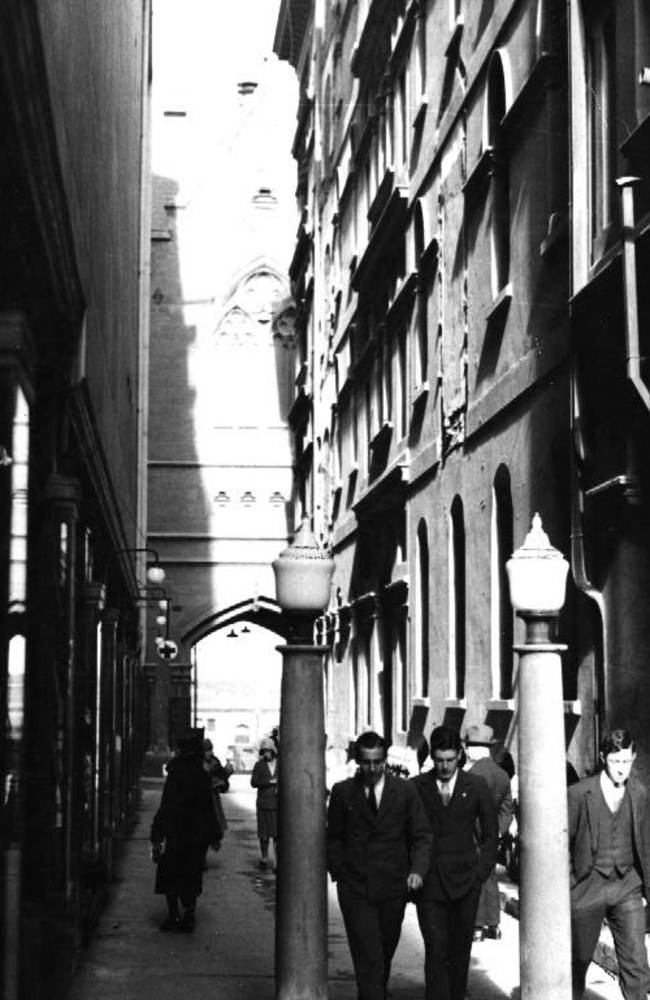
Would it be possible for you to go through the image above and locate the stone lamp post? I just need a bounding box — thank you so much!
[272,523,334,1000]
[506,513,572,1000]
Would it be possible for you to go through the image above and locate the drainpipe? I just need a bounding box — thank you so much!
[569,364,607,744]
[616,177,650,413]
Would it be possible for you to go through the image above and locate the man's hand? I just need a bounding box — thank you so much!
[407,873,423,892]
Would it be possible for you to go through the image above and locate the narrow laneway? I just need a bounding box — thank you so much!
[64,774,621,1000]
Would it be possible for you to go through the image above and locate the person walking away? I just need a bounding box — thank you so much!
[150,731,221,932]
[463,724,514,940]
[250,737,278,871]
[412,725,498,1000]
[326,731,432,1000]
[568,728,650,1000]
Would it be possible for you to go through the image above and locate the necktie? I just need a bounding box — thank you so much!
[440,783,451,806]
[368,785,378,814]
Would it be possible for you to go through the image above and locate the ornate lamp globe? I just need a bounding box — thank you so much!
[506,513,569,615]
[272,522,334,612]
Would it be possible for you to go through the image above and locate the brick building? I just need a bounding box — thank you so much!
[275,0,650,780]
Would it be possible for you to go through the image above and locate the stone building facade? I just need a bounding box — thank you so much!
[0,3,152,997]
[275,0,650,779]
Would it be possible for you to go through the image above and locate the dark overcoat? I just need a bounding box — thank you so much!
[412,768,498,901]
[568,773,650,892]
[326,772,433,903]
[151,752,220,898]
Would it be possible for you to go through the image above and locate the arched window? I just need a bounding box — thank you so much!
[486,53,511,297]
[415,520,430,698]
[414,204,429,388]
[448,497,466,699]
[491,467,514,699]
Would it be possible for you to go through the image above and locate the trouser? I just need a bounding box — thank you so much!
[416,882,481,1000]
[337,882,406,1000]
[475,868,500,927]
[571,869,649,1000]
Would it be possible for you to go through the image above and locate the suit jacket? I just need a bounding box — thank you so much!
[470,756,514,837]
[326,772,433,903]
[412,768,498,901]
[568,773,650,893]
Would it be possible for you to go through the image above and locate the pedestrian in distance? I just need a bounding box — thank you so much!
[202,738,231,869]
[568,728,650,1000]
[326,731,433,1000]
[250,736,278,871]
[463,724,514,941]
[150,731,221,932]
[412,725,498,1000]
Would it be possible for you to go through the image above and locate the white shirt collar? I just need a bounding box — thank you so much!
[437,769,459,798]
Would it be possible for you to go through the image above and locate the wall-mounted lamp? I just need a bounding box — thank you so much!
[227,628,238,638]
[117,546,165,584]
[241,625,251,634]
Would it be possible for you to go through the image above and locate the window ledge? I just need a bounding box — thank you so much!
[444,697,467,709]
[486,283,512,324]
[411,381,430,409]
[486,698,515,711]
[370,421,393,452]
[564,700,582,715]
[412,697,430,708]
[445,16,463,58]
[412,96,428,132]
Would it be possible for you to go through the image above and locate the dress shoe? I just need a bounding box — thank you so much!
[179,910,196,932]
[160,915,180,932]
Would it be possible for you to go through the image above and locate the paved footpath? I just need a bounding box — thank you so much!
[65,774,622,1000]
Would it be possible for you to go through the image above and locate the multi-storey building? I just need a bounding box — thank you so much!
[0,4,152,997]
[275,0,650,780]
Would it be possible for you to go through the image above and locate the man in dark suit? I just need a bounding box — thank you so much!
[568,728,650,1000]
[412,725,498,1000]
[326,731,433,1000]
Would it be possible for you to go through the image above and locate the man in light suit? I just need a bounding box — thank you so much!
[569,728,650,1000]
[463,723,514,940]
[412,725,498,1000]
[326,731,433,1000]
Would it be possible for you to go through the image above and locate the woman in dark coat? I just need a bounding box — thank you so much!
[250,737,278,870]
[151,733,220,931]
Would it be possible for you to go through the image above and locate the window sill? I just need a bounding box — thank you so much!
[411,381,430,410]
[563,700,582,715]
[444,697,467,709]
[412,97,428,132]
[445,16,463,58]
[486,283,512,324]
[486,698,515,712]
[412,696,430,708]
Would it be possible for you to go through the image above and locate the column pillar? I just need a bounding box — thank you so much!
[516,618,572,1000]
[275,618,328,1000]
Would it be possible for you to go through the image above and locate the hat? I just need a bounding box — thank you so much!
[463,724,496,746]
[260,737,276,752]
